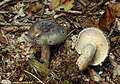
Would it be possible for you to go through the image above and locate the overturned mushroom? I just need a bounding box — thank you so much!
[75,27,110,72]
[28,20,67,67]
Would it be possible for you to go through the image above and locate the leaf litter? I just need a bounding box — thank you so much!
[0,0,120,84]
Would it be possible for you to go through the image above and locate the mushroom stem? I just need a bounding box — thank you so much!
[76,43,96,72]
[40,45,50,67]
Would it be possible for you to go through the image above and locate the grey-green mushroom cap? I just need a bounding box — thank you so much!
[28,20,67,45]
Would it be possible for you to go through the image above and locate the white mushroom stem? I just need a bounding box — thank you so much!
[40,45,50,67]
[76,43,96,72]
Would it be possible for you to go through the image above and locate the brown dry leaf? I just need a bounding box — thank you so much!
[98,7,115,31]
[81,18,99,28]
[108,3,120,17]
[50,0,74,11]
[0,30,8,44]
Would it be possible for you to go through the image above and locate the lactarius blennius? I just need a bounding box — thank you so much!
[28,20,67,67]
[75,27,110,72]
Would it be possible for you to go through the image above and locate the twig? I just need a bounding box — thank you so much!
[78,0,87,7]
[108,21,116,37]
[54,13,66,18]
[1,26,30,33]
[0,22,32,26]
[22,0,39,3]
[7,69,16,79]
[111,36,120,42]
[90,0,108,12]
[90,0,104,11]
[66,29,76,38]
[55,10,82,15]
[24,70,44,84]
[0,11,9,13]
[0,0,11,6]
[55,10,100,16]
[108,28,114,38]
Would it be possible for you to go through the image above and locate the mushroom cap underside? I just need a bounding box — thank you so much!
[75,27,110,65]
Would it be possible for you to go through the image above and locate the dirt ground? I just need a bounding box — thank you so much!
[0,0,120,84]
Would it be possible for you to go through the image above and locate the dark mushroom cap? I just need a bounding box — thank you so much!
[28,20,67,45]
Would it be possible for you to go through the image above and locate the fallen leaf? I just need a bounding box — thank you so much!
[108,3,120,17]
[50,0,74,11]
[98,7,115,31]
[50,0,71,9]
[56,0,74,11]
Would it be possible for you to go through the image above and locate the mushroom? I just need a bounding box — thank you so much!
[75,27,110,72]
[28,20,67,67]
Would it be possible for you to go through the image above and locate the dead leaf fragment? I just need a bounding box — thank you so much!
[29,59,51,76]
[98,7,115,31]
[113,65,120,78]
[28,2,43,13]
[18,8,25,17]
[81,18,99,28]
[1,80,11,84]
[88,69,102,82]
[50,0,60,10]
[0,30,8,44]
[108,3,120,17]
[0,14,5,22]
[2,26,29,33]
[116,18,120,32]
[19,73,25,81]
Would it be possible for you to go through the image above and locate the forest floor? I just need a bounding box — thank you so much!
[0,0,120,84]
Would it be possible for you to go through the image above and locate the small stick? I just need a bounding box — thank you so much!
[78,0,87,7]
[108,21,116,37]
[0,22,31,26]
[55,10,100,16]
[0,0,11,6]
[24,70,44,84]
[90,0,104,12]
[66,29,76,38]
